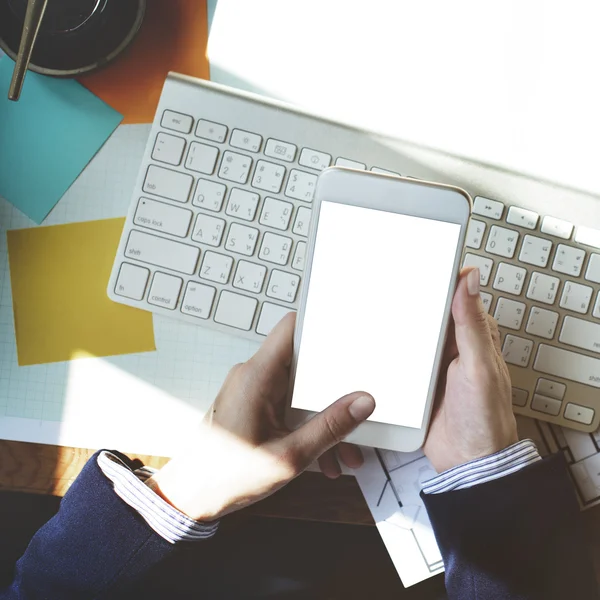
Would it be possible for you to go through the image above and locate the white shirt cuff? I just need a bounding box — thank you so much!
[97,451,219,544]
[422,439,542,494]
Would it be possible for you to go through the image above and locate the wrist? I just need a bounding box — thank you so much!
[427,430,519,473]
[148,464,221,522]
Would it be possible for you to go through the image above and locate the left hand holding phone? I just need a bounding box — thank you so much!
[147,312,375,522]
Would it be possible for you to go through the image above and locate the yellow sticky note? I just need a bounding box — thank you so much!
[7,218,156,366]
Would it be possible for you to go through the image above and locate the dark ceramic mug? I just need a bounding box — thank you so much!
[0,0,146,77]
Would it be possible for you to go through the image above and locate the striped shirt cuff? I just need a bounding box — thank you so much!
[422,439,541,495]
[97,451,219,544]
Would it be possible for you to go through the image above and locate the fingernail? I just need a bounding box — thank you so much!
[348,395,375,421]
[467,268,480,296]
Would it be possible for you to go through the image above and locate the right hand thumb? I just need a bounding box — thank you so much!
[452,267,494,368]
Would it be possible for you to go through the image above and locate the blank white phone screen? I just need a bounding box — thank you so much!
[291,201,461,429]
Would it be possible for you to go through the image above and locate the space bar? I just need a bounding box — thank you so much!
[534,344,600,388]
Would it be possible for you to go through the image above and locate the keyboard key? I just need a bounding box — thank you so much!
[219,151,252,183]
[502,334,533,366]
[134,198,192,238]
[535,378,566,400]
[570,454,600,501]
[226,188,259,221]
[285,169,317,203]
[465,219,486,249]
[195,119,227,143]
[200,251,233,284]
[292,241,306,271]
[125,230,199,274]
[371,167,400,176]
[494,297,526,330]
[260,197,293,231]
[480,292,493,313]
[161,110,193,134]
[214,290,258,331]
[595,294,600,319]
[181,282,215,319]
[552,244,585,276]
[233,260,267,293]
[506,206,539,230]
[519,235,552,267]
[115,263,150,300]
[575,226,600,249]
[559,315,600,354]
[462,254,493,286]
[526,306,559,340]
[185,142,219,174]
[192,179,226,212]
[266,270,300,303]
[225,223,259,256]
[473,196,504,220]
[292,206,312,237]
[531,394,562,417]
[585,253,600,283]
[230,129,262,152]
[485,225,519,258]
[564,403,595,426]
[299,148,331,170]
[264,138,297,162]
[256,302,293,336]
[493,262,526,295]
[148,272,183,310]
[252,160,286,193]
[335,157,366,170]
[541,216,573,239]
[143,165,193,203]
[534,344,600,389]
[526,272,560,305]
[259,232,292,265]
[511,387,528,407]
[191,213,226,247]
[152,132,186,166]
[559,281,593,314]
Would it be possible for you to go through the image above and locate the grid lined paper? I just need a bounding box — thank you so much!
[0,125,257,454]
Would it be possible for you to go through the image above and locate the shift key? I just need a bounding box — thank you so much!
[534,344,600,388]
[125,230,199,274]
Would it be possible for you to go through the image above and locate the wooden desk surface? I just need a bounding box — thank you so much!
[0,440,373,525]
[3,439,600,585]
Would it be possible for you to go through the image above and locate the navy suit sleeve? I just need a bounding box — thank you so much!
[1,451,185,599]
[422,453,599,599]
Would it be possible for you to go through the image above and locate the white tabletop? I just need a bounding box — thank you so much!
[208,0,600,196]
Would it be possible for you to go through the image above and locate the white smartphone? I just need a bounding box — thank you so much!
[285,168,471,452]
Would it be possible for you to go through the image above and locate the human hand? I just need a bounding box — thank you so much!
[147,313,375,521]
[424,267,518,473]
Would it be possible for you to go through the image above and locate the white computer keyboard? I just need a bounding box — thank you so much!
[108,73,600,434]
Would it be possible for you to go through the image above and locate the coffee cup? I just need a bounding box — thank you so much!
[0,0,146,77]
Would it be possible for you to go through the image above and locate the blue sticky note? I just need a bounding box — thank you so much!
[0,58,123,223]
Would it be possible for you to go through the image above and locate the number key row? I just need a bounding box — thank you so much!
[467,212,600,282]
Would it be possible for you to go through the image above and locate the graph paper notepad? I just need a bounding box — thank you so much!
[0,125,258,456]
